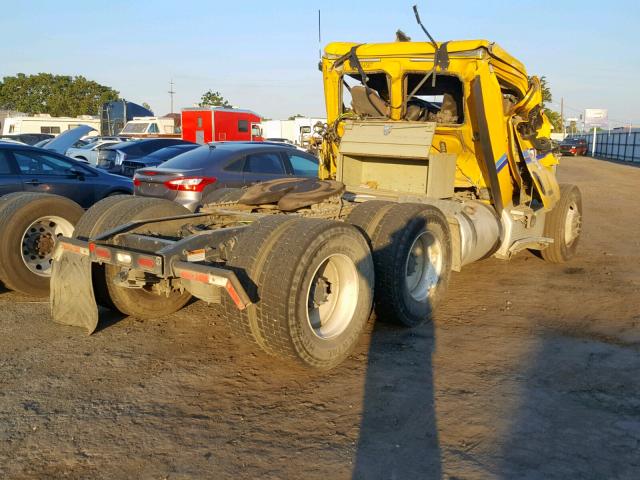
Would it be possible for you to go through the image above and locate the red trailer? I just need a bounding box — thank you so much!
[181,107,263,144]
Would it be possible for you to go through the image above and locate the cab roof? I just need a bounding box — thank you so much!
[324,40,527,77]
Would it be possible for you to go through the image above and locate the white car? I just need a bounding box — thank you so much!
[66,138,126,165]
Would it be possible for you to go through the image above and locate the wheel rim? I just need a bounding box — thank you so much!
[306,254,359,339]
[21,216,75,277]
[564,200,581,246]
[405,231,443,301]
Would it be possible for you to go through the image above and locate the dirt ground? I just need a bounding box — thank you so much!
[0,156,639,480]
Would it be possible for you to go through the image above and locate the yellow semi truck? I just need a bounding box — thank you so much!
[50,35,582,370]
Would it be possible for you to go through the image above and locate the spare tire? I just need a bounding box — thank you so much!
[0,193,84,296]
[239,178,345,211]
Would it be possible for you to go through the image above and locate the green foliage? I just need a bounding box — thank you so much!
[0,73,119,116]
[539,75,553,107]
[142,102,152,112]
[545,109,563,132]
[536,76,563,132]
[288,113,305,120]
[199,90,231,108]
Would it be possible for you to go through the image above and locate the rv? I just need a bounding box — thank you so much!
[1,114,100,136]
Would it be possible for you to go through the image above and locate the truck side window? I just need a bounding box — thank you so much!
[342,72,390,116]
[238,120,249,133]
[404,74,464,124]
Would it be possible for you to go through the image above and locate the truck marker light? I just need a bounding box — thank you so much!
[116,252,132,265]
[163,177,217,192]
[90,243,111,260]
[137,256,156,269]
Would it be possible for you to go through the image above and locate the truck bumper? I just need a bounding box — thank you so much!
[50,238,99,334]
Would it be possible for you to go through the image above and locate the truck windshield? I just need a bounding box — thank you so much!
[122,123,149,134]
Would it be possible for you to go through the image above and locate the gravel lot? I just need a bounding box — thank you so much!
[1,156,639,480]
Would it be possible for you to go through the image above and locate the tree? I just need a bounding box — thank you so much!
[142,102,152,112]
[288,113,305,120]
[537,75,563,132]
[0,73,119,117]
[199,90,231,108]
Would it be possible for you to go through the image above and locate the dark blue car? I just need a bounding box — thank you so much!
[0,142,133,208]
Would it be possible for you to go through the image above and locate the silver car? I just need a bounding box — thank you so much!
[133,142,319,211]
[66,138,128,165]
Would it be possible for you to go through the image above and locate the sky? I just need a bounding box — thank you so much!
[1,0,639,126]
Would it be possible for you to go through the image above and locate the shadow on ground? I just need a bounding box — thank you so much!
[352,319,441,479]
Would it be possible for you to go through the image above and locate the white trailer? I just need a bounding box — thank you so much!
[262,117,326,146]
[1,114,100,136]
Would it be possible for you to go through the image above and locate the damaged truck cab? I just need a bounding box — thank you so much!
[50,39,582,371]
[319,40,567,262]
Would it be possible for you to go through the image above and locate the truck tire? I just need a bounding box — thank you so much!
[201,188,244,206]
[345,200,395,239]
[369,203,452,327]
[0,193,84,296]
[73,194,133,240]
[541,184,582,263]
[227,217,375,370]
[222,215,301,346]
[72,195,141,309]
[88,197,193,317]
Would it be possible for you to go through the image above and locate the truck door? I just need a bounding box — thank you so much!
[251,123,262,142]
[469,67,515,213]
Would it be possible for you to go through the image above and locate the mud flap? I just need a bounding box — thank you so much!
[50,245,99,334]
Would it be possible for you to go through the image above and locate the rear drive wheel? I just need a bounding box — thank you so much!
[0,193,83,296]
[369,203,452,327]
[345,200,395,239]
[225,217,374,369]
[541,184,582,263]
[88,197,193,317]
[222,215,300,347]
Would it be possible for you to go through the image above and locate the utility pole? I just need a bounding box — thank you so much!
[560,97,565,136]
[168,80,176,114]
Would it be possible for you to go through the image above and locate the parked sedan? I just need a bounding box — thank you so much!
[0,143,133,208]
[559,138,588,156]
[134,142,319,210]
[66,138,127,165]
[121,143,200,177]
[96,138,194,175]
